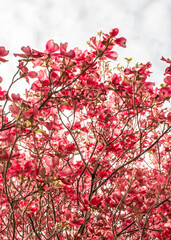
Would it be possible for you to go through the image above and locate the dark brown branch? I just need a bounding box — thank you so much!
[29,216,41,240]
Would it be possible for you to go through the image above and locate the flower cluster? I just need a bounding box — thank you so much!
[0,28,170,239]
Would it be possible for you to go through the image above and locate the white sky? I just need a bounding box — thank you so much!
[0,0,171,92]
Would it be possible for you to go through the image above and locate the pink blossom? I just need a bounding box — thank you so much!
[0,88,7,100]
[58,168,72,177]
[60,42,68,54]
[161,56,171,64]
[109,28,119,37]
[70,218,85,227]
[28,71,38,78]
[45,156,59,170]
[167,112,171,123]
[159,86,171,98]
[62,50,75,58]
[21,46,32,55]
[0,46,9,62]
[0,46,9,57]
[9,103,20,115]
[104,51,118,60]
[115,37,127,48]
[46,39,59,53]
[90,196,103,206]
[11,93,20,101]
[164,76,171,85]
[23,105,38,118]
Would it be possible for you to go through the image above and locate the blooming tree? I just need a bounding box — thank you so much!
[0,28,171,240]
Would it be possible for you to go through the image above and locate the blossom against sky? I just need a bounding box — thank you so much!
[0,0,170,89]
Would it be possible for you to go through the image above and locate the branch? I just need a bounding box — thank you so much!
[29,216,41,240]
[94,126,171,192]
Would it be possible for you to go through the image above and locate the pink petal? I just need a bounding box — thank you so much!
[58,168,72,177]
[28,71,38,78]
[70,219,85,226]
[11,93,20,101]
[60,42,68,54]
[161,56,171,64]
[21,46,32,55]
[0,46,9,57]
[9,103,20,115]
[115,37,127,48]
[46,40,59,53]
[62,50,75,58]
[109,28,119,37]
[167,112,171,123]
[104,51,118,60]
[0,57,8,62]
[164,76,171,85]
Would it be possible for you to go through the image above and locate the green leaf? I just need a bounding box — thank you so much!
[124,77,131,83]
[148,150,153,154]
[61,101,69,105]
[36,129,45,133]
[26,121,31,127]
[76,84,82,89]
[125,57,132,62]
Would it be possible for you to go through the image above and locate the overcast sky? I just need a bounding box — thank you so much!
[0,0,171,91]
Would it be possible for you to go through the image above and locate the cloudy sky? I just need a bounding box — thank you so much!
[0,0,171,91]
